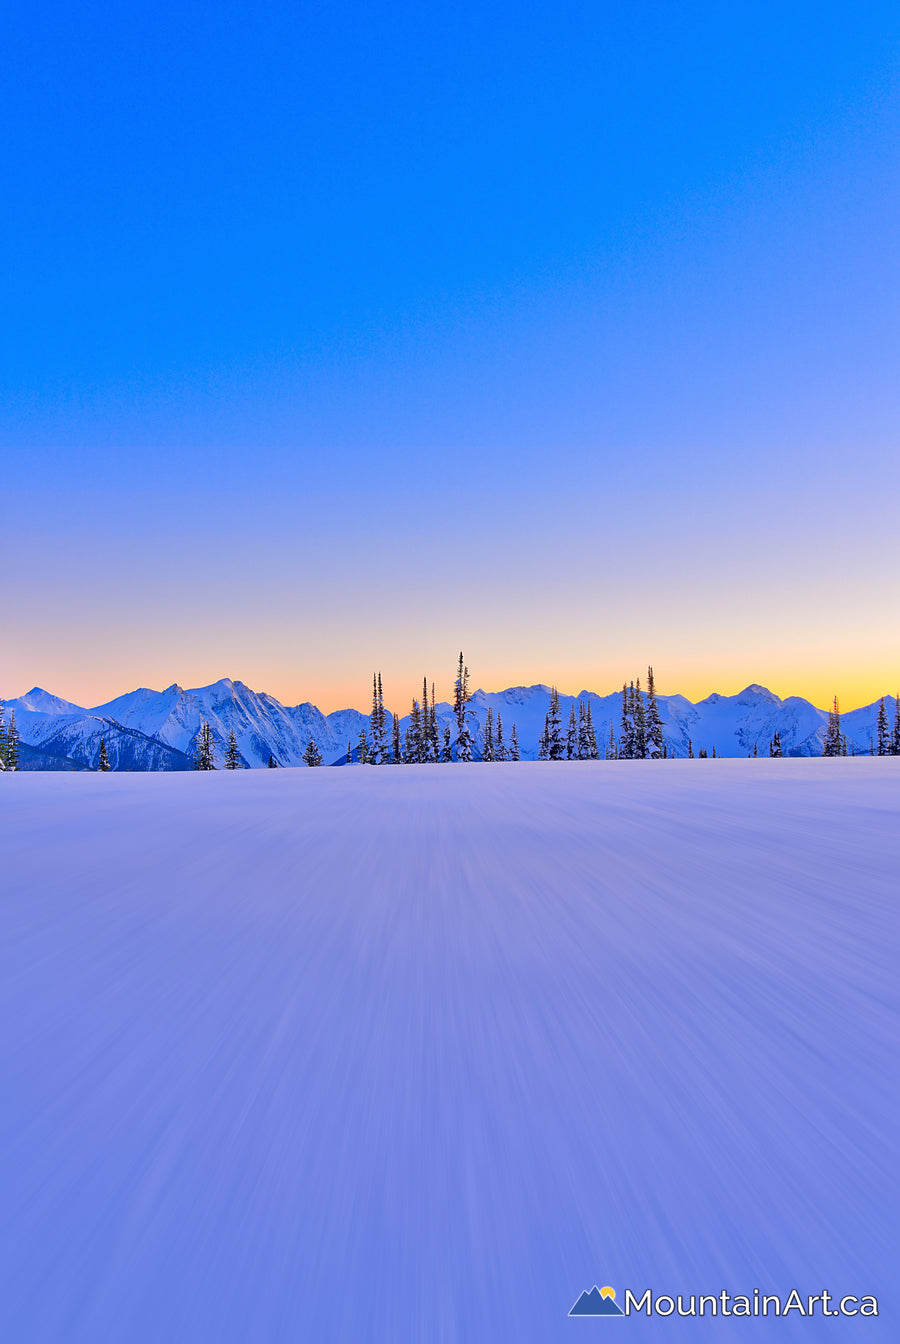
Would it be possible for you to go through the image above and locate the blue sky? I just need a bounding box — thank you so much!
[3,1,899,709]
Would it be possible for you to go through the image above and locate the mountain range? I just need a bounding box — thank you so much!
[2,679,896,770]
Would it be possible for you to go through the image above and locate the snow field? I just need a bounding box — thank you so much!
[1,759,897,1340]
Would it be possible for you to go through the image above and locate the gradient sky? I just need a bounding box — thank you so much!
[3,0,899,712]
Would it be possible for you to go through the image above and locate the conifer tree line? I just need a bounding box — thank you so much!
[584,667,666,761]
[536,688,599,760]
[350,652,521,765]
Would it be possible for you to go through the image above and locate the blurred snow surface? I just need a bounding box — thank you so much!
[1,760,897,1341]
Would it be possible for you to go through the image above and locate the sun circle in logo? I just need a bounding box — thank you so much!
[600,1286,616,1299]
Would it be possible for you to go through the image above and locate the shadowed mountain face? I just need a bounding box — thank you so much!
[2,681,895,769]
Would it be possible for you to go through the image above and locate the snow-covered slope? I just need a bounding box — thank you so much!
[4,679,896,767]
[3,703,194,772]
[2,762,895,1341]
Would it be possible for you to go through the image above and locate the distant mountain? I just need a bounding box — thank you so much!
[3,689,194,772]
[90,679,371,769]
[2,679,895,769]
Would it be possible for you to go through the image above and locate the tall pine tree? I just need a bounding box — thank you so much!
[454,652,474,761]
[509,724,520,761]
[646,667,665,759]
[584,700,599,759]
[495,714,505,762]
[822,697,842,756]
[225,729,241,769]
[5,711,21,770]
[303,737,324,766]
[538,712,550,760]
[97,737,111,772]
[566,704,577,760]
[406,699,423,763]
[194,722,216,770]
[876,697,889,755]
[633,678,648,759]
[428,682,440,761]
[619,685,633,759]
[547,688,564,760]
[483,707,494,761]
[892,695,900,756]
[369,673,389,764]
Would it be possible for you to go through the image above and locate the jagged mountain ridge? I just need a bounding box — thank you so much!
[3,678,896,769]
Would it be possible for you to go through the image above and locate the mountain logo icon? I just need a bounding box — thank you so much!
[569,1285,624,1316]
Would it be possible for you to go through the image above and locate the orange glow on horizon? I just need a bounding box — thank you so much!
[11,658,896,719]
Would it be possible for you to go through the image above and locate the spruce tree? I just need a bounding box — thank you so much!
[547,688,564,760]
[495,714,505,762]
[509,723,520,762]
[406,699,423,763]
[566,704,577,760]
[892,695,900,756]
[225,729,241,770]
[584,701,599,759]
[420,677,438,762]
[5,711,20,770]
[429,682,440,761]
[194,722,216,770]
[538,713,550,760]
[453,652,474,761]
[822,697,842,756]
[698,748,708,758]
[646,666,665,759]
[769,731,783,758]
[268,754,279,768]
[606,724,617,760]
[876,697,889,755]
[369,673,388,765]
[619,685,633,759]
[303,737,324,766]
[633,678,648,759]
[688,739,694,759]
[752,742,758,758]
[97,737,111,772]
[441,724,452,762]
[483,707,494,762]
[392,712,402,764]
[357,728,369,765]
